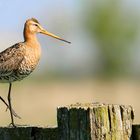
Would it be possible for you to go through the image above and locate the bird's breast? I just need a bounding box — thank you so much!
[18,45,41,76]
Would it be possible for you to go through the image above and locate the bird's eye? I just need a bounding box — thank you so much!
[34,24,38,27]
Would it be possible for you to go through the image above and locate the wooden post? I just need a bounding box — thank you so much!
[0,126,58,140]
[57,103,134,140]
[131,125,140,140]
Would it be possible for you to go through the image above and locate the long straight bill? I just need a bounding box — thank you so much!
[41,29,71,44]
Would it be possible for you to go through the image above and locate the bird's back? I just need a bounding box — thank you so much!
[0,42,40,83]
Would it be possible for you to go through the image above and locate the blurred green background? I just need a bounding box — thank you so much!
[0,0,140,126]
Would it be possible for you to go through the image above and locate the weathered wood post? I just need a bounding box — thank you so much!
[57,103,134,140]
[131,125,140,140]
[0,126,58,140]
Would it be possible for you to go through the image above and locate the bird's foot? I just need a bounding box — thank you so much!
[8,122,17,128]
[5,107,21,119]
[8,123,29,128]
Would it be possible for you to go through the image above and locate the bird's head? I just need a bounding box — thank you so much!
[24,18,71,44]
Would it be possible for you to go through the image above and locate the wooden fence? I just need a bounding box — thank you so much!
[0,103,139,140]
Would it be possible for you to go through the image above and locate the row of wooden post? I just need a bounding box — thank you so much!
[0,103,140,140]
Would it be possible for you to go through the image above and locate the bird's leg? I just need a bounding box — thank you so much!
[7,83,16,127]
[0,96,21,119]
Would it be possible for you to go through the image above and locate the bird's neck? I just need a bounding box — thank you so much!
[24,32,38,44]
[23,25,40,47]
[23,31,41,60]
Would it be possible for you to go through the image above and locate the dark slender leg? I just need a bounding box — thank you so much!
[0,96,21,119]
[0,96,8,108]
[7,83,16,127]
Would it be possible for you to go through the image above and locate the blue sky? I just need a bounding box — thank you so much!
[0,1,77,27]
[0,0,140,75]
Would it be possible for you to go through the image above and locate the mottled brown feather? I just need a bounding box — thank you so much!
[0,43,24,76]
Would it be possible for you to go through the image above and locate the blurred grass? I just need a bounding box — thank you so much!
[84,0,139,77]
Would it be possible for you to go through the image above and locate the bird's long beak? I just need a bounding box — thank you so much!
[40,29,71,44]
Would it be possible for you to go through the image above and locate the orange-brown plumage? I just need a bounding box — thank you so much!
[0,18,70,127]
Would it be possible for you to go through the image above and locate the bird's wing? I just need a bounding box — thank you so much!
[0,43,25,76]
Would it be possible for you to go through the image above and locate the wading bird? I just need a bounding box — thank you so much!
[0,18,70,127]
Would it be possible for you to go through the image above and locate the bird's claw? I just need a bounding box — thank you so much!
[8,122,17,128]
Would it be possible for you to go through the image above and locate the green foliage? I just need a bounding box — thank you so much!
[85,0,138,77]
